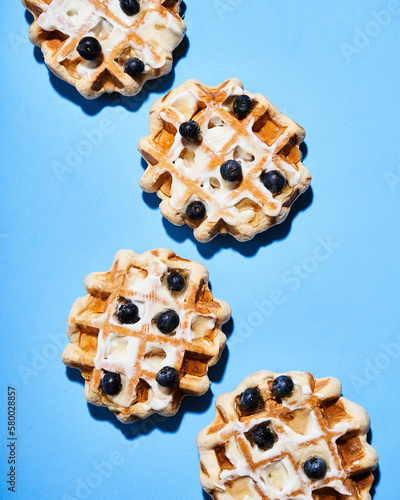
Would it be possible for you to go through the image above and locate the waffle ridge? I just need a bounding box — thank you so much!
[139,78,311,242]
[197,370,378,500]
[62,248,231,422]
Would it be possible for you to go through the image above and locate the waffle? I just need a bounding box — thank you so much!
[139,78,311,242]
[62,248,231,422]
[197,371,378,500]
[22,0,186,99]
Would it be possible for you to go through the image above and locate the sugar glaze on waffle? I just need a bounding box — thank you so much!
[22,0,186,98]
[197,371,378,500]
[139,78,311,242]
[62,249,231,422]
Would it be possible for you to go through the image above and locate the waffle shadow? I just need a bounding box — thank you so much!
[368,428,380,498]
[140,140,312,258]
[87,386,214,439]
[202,490,213,500]
[66,366,86,385]
[157,184,314,259]
[66,365,216,440]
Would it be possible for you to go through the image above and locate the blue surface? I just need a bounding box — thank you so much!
[1,1,399,498]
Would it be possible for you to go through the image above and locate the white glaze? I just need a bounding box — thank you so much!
[214,375,351,499]
[36,0,184,78]
[155,83,302,225]
[92,254,217,409]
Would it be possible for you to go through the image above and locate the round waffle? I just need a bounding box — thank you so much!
[139,78,311,242]
[197,371,378,500]
[22,0,186,99]
[62,248,231,422]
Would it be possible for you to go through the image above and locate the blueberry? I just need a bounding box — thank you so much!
[156,366,179,387]
[186,201,206,221]
[179,121,201,140]
[119,0,140,16]
[118,302,139,324]
[233,95,253,119]
[101,372,122,395]
[261,170,286,194]
[77,37,102,61]
[167,272,185,292]
[157,310,180,333]
[272,375,294,398]
[251,425,275,450]
[124,57,145,77]
[303,457,327,480]
[239,388,261,411]
[220,160,242,182]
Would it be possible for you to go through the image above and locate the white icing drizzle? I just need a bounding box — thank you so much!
[92,254,217,410]
[36,0,184,78]
[214,375,352,499]
[153,84,302,225]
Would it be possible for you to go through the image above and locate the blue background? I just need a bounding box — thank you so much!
[1,1,399,498]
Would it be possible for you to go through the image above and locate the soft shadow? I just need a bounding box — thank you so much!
[222,317,234,339]
[177,389,213,420]
[141,158,161,209]
[208,346,229,384]
[25,9,34,24]
[299,141,308,161]
[34,46,44,64]
[140,157,148,170]
[157,185,314,259]
[142,191,160,210]
[66,366,85,385]
[202,490,213,500]
[203,318,233,388]
[179,1,187,19]
[367,428,380,498]
[370,465,380,498]
[87,383,213,440]
[25,3,190,116]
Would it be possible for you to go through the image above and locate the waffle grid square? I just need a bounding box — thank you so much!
[62,248,231,422]
[139,78,311,242]
[197,371,378,500]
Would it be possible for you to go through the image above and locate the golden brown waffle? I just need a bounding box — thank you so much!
[22,0,186,99]
[197,371,378,500]
[62,249,231,422]
[139,78,311,242]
